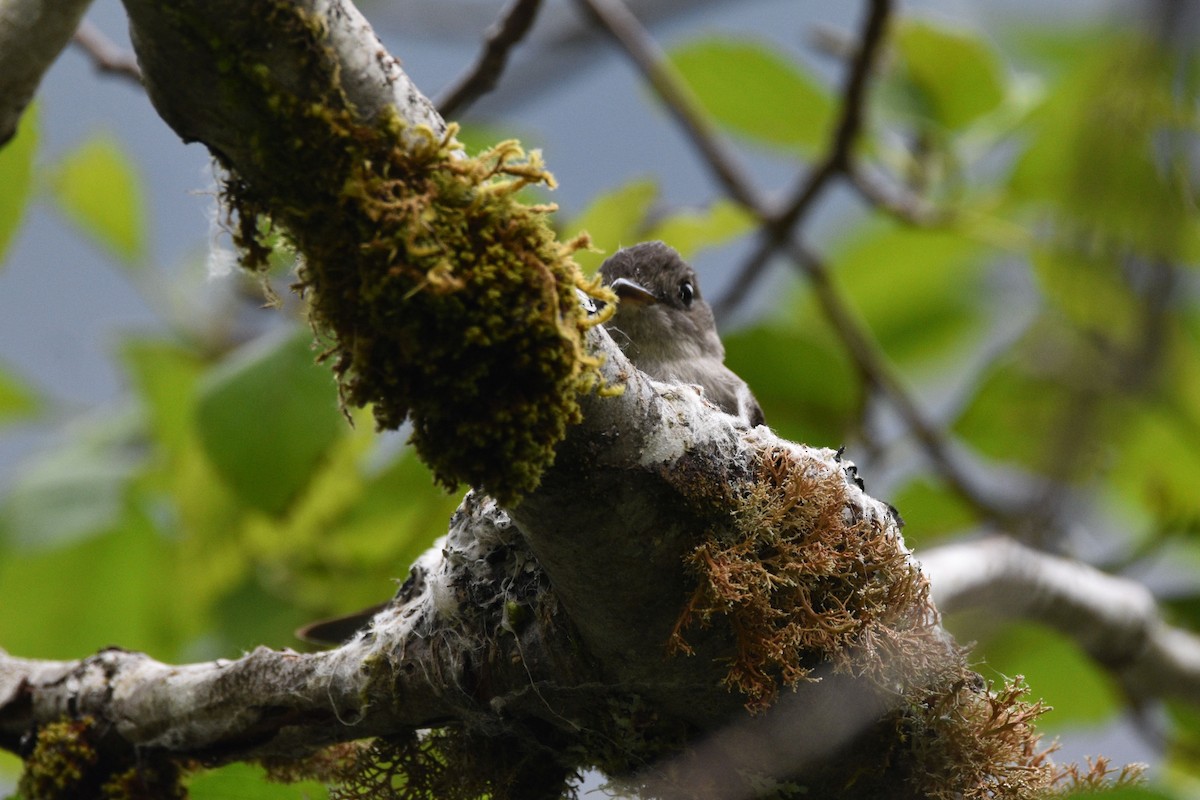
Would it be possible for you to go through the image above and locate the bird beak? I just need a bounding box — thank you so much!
[610,277,658,307]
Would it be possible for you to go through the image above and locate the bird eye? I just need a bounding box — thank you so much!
[679,282,695,307]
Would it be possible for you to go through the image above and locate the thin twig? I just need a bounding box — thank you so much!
[713,0,892,319]
[436,0,544,118]
[847,164,953,226]
[71,19,143,85]
[574,0,766,212]
[784,242,1008,520]
[577,0,1005,520]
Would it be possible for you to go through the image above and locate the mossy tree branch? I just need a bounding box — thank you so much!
[0,1,1118,798]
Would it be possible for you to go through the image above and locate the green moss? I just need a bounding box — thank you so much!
[330,730,576,800]
[18,718,100,800]
[186,0,614,504]
[15,717,184,800]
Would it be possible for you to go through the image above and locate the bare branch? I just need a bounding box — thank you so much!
[0,646,426,760]
[71,19,142,85]
[2,1,1146,794]
[575,0,767,212]
[713,0,892,319]
[436,0,543,118]
[847,163,953,227]
[922,536,1200,707]
[0,0,94,144]
[571,0,1003,523]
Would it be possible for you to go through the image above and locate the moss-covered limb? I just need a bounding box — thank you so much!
[122,0,612,503]
[0,488,686,798]
[508,332,1104,798]
[1,347,1127,797]
[122,0,444,185]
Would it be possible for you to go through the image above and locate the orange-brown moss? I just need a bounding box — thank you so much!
[663,444,1139,798]
[670,445,938,711]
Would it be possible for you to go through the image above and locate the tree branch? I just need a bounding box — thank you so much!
[783,243,1011,522]
[0,1,1115,795]
[0,0,94,144]
[574,0,766,211]
[435,0,543,118]
[713,0,892,319]
[122,0,446,179]
[922,536,1200,707]
[71,18,142,85]
[570,0,1008,527]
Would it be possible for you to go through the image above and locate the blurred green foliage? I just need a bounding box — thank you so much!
[49,132,148,265]
[0,108,36,264]
[1,8,1199,798]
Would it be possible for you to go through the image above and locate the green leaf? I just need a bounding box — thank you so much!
[833,221,991,367]
[669,37,834,153]
[964,620,1121,730]
[0,363,40,425]
[1008,36,1192,262]
[121,338,207,456]
[1,750,22,791]
[1030,245,1141,343]
[195,328,344,516]
[0,410,144,551]
[724,319,857,446]
[564,178,658,273]
[275,434,457,616]
[50,133,147,264]
[0,106,37,265]
[894,20,1007,131]
[212,574,315,653]
[1113,405,1200,526]
[120,337,256,617]
[0,510,188,660]
[1166,701,1200,779]
[188,763,329,800]
[888,478,977,548]
[643,199,755,261]
[952,352,1069,471]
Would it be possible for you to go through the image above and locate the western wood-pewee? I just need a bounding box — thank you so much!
[299,242,763,645]
[599,241,764,427]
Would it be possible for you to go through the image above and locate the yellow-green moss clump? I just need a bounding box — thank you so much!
[291,126,611,505]
[211,6,613,504]
[17,716,185,800]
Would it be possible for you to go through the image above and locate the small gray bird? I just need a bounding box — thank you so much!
[599,241,764,427]
[299,243,763,646]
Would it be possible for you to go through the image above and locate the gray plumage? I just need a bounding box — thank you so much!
[599,241,765,427]
[298,243,764,647]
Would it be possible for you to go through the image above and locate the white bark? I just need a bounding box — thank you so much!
[922,535,1200,706]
